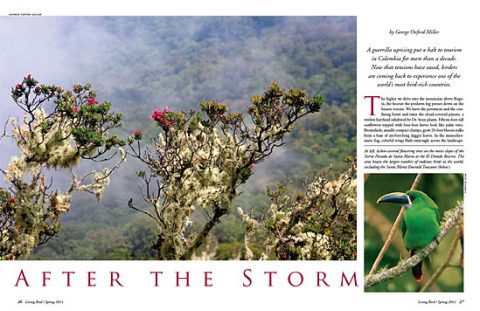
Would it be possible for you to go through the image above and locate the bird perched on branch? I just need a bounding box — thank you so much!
[377,190,440,282]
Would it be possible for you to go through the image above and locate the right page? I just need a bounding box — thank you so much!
[360,6,475,303]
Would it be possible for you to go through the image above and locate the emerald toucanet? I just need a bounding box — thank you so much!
[377,190,440,282]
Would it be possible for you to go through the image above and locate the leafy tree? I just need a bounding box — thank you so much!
[127,82,324,259]
[0,75,125,259]
[239,157,356,260]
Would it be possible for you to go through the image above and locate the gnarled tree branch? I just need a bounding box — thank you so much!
[365,201,464,288]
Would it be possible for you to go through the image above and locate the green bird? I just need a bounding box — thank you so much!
[377,190,440,282]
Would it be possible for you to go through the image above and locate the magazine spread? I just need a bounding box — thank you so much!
[0,1,477,310]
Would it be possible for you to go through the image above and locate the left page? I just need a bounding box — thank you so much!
[0,13,358,309]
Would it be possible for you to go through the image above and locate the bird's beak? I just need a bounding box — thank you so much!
[377,192,410,205]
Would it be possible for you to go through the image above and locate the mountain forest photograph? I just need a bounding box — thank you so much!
[0,16,357,260]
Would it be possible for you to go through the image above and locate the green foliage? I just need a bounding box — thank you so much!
[215,242,263,260]
[11,76,124,165]
[32,214,158,260]
[106,248,132,260]
[200,101,229,121]
[0,75,125,259]
[72,127,105,147]
[214,217,245,244]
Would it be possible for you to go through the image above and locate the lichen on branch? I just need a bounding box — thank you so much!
[364,201,464,288]
[0,74,125,260]
[127,82,324,259]
[238,157,356,260]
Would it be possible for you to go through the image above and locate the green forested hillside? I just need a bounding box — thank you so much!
[28,16,356,259]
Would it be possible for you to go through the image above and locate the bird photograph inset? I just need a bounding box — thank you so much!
[364,174,463,292]
[377,190,440,282]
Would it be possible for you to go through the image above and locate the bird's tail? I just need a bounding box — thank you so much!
[411,250,423,282]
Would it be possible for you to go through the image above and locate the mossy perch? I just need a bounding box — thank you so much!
[364,201,464,288]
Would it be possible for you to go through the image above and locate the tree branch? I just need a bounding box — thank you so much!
[365,201,463,288]
[181,205,227,260]
[128,198,161,225]
[364,202,408,257]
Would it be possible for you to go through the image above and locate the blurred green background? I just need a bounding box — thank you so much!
[364,173,464,292]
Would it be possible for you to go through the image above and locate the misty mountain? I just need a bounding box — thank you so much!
[0,16,356,259]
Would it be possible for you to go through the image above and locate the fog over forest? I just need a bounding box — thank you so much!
[0,17,356,259]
